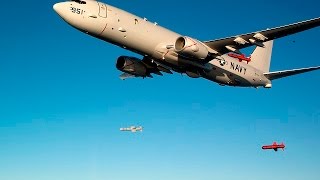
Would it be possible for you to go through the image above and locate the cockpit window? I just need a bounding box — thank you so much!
[71,0,86,4]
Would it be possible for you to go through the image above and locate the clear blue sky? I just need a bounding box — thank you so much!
[0,0,320,180]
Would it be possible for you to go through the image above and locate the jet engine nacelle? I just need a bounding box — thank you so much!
[116,56,148,77]
[174,36,209,60]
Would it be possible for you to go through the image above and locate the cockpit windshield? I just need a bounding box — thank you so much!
[71,0,86,4]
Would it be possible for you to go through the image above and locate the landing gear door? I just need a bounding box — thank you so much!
[98,2,107,18]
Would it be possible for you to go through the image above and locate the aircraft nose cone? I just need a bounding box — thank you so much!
[53,3,63,15]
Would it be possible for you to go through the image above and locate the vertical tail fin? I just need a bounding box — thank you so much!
[249,40,273,73]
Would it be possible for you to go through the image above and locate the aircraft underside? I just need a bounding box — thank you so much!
[53,0,320,88]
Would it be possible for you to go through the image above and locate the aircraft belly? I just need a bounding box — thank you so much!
[203,59,252,86]
[203,55,273,87]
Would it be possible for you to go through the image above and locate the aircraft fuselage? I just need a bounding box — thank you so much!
[54,1,271,87]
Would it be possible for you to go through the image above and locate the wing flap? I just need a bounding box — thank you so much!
[203,17,320,55]
[264,66,320,80]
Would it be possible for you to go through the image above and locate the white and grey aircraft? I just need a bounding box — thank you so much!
[53,0,320,88]
[120,126,143,133]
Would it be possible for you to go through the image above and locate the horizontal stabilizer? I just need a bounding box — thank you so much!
[264,66,320,80]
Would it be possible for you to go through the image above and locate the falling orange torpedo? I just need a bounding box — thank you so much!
[262,142,285,151]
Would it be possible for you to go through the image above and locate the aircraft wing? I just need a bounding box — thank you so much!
[264,66,320,80]
[141,57,173,75]
[203,17,320,55]
[120,72,135,80]
[118,57,174,79]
